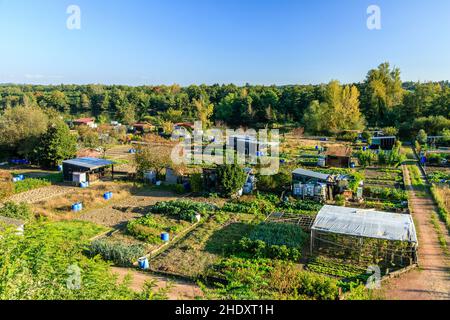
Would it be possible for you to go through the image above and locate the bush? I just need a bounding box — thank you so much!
[217,164,247,197]
[190,173,203,193]
[297,271,339,300]
[0,202,32,220]
[89,239,146,267]
[232,237,301,261]
[150,200,217,222]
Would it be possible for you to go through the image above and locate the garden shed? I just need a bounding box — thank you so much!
[62,157,115,184]
[310,205,418,268]
[324,146,352,168]
[370,136,397,150]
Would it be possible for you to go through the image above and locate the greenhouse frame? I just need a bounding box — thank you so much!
[310,205,418,268]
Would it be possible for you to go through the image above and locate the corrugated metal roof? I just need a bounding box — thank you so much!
[62,157,114,170]
[312,205,418,243]
[292,168,330,181]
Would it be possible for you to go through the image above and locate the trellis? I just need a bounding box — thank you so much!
[265,212,316,231]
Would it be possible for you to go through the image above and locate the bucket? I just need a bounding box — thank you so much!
[161,233,170,242]
[138,257,149,270]
[72,203,82,212]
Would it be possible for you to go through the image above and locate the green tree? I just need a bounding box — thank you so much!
[361,62,404,126]
[0,105,49,157]
[217,164,247,197]
[416,129,428,145]
[36,121,77,168]
[193,96,214,129]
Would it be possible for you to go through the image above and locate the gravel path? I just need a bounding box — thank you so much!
[384,159,450,300]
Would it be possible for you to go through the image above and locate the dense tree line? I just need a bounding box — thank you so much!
[0,63,449,137]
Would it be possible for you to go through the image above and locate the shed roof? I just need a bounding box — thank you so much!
[372,136,396,140]
[292,168,330,181]
[62,157,114,170]
[73,118,95,123]
[312,205,418,243]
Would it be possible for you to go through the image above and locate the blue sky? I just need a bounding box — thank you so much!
[1,0,450,85]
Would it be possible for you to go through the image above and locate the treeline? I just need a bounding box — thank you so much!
[0,62,449,137]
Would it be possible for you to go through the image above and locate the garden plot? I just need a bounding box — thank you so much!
[149,212,257,279]
[361,167,408,212]
[32,181,136,219]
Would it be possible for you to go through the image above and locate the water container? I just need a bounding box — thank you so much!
[57,165,63,172]
[138,257,149,270]
[362,146,367,151]
[350,162,356,168]
[161,233,170,242]
[103,192,110,200]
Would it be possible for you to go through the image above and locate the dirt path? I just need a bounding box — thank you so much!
[384,161,450,300]
[111,267,203,300]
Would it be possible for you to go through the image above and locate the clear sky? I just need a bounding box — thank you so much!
[1,0,450,86]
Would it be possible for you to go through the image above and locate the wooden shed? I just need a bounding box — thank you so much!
[324,146,352,168]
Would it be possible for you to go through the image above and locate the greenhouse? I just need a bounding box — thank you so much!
[310,205,418,268]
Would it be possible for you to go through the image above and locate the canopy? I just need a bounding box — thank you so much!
[312,205,418,243]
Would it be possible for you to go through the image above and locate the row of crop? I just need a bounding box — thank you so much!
[364,186,408,201]
[89,239,146,267]
[430,185,450,232]
[227,222,308,261]
[428,171,450,184]
[306,257,370,291]
[205,257,341,300]
[149,200,218,222]
[12,173,63,194]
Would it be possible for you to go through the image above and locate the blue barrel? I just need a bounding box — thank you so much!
[103,192,109,200]
[57,165,63,172]
[362,146,367,151]
[138,257,149,270]
[161,233,170,242]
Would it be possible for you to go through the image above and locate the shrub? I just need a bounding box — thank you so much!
[190,173,203,193]
[0,170,13,200]
[297,271,339,300]
[217,164,247,197]
[89,239,146,267]
[0,202,32,220]
[150,200,217,222]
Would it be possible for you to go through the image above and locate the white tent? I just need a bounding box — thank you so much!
[311,205,418,243]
